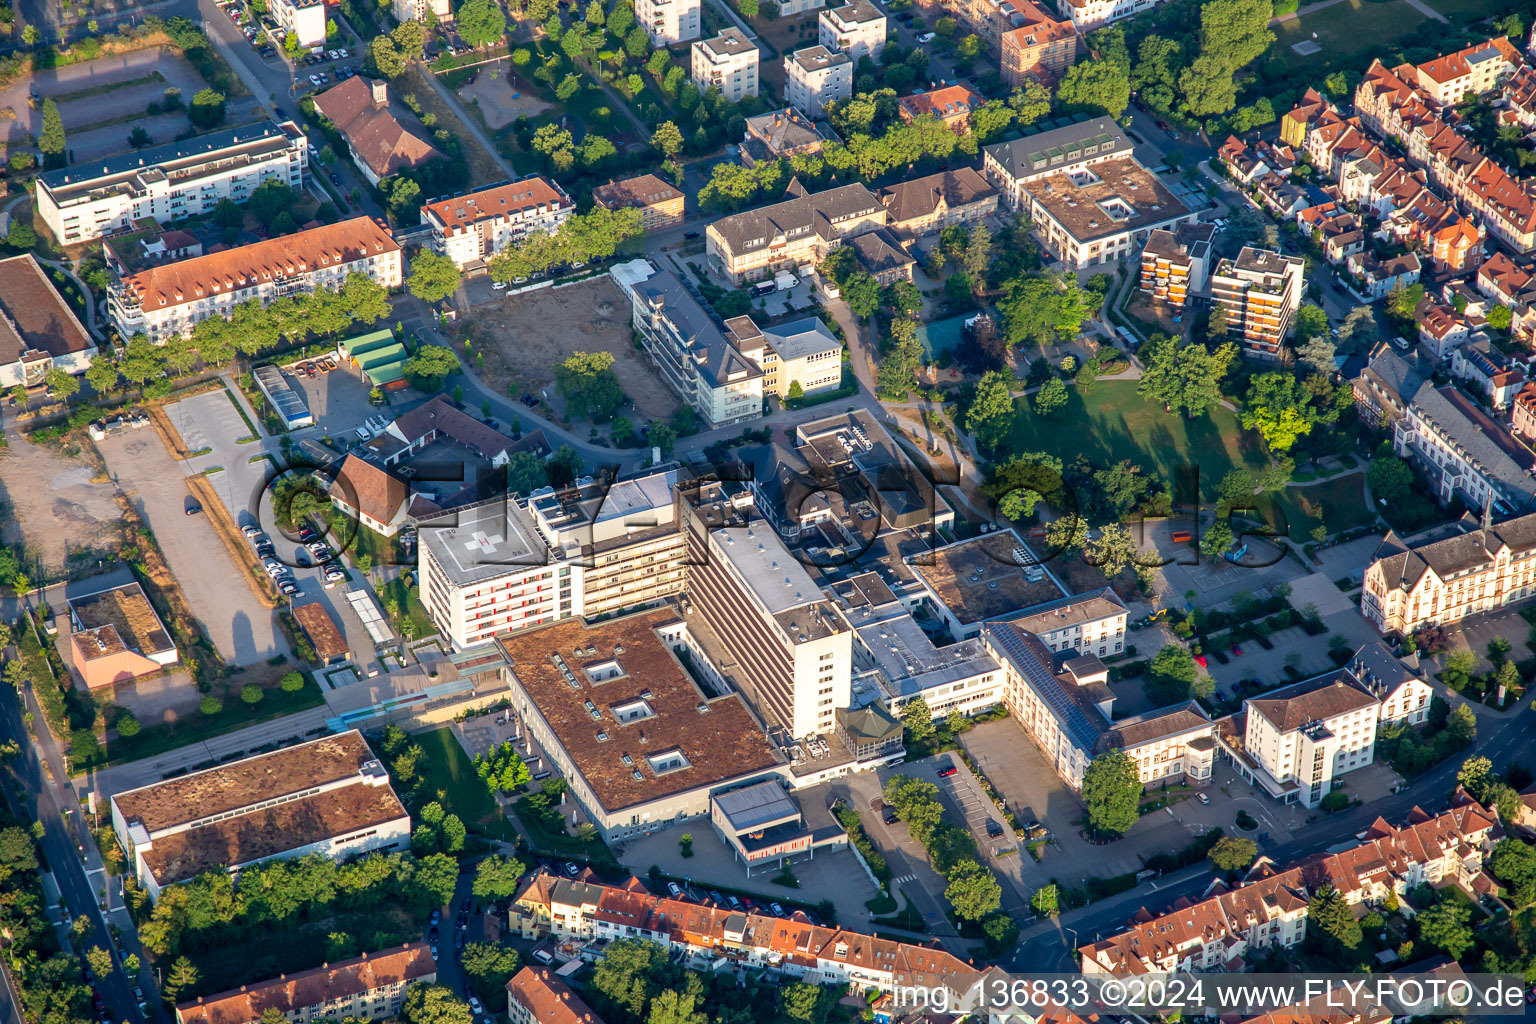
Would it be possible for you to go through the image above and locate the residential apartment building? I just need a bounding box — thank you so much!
[0,254,97,388]
[705,182,885,283]
[175,945,435,1024]
[272,0,326,47]
[1411,37,1522,107]
[313,78,442,186]
[878,167,997,236]
[896,84,986,131]
[983,120,1195,268]
[526,469,688,619]
[818,0,886,63]
[1361,510,1536,635]
[592,174,685,232]
[1052,0,1161,32]
[507,969,605,1024]
[999,0,1076,87]
[725,315,844,399]
[679,481,853,741]
[691,29,760,102]
[984,617,1214,791]
[1232,673,1388,807]
[391,0,450,20]
[511,871,978,997]
[1081,800,1497,973]
[1352,346,1536,516]
[494,610,787,841]
[615,262,764,427]
[635,0,700,45]
[107,216,402,342]
[421,176,574,272]
[37,120,307,246]
[784,46,853,118]
[1138,222,1216,312]
[1209,247,1306,359]
[110,731,411,900]
[417,495,578,650]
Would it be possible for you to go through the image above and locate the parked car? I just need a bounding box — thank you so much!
[324,568,346,584]
[882,809,899,825]
[1230,644,1244,656]
[937,762,958,778]
[430,945,439,962]
[185,499,203,515]
[430,909,441,925]
[684,230,700,239]
[708,890,724,905]
[916,31,935,42]
[667,882,682,897]
[468,999,484,1016]
[492,280,507,290]
[985,819,1004,837]
[1196,792,1210,805]
[279,581,299,596]
[769,902,785,916]
[564,862,580,876]
[1194,654,1209,667]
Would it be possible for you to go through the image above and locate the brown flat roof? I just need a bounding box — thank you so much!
[113,731,382,832]
[1022,155,1188,243]
[908,534,1065,624]
[293,602,348,663]
[494,609,782,814]
[0,254,93,365]
[139,782,408,886]
[71,583,174,656]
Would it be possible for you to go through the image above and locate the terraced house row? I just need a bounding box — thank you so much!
[1079,798,1497,974]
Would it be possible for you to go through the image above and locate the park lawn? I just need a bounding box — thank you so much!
[1271,0,1424,71]
[1419,0,1493,19]
[1265,473,1377,541]
[1000,380,1270,500]
[411,727,500,826]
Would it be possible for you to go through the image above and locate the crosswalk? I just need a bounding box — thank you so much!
[891,873,917,885]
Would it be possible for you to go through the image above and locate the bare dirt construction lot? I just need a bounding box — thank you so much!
[462,277,682,423]
[457,68,550,130]
[0,431,120,573]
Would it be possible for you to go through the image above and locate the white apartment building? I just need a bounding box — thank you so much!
[725,315,844,399]
[106,216,402,342]
[1052,0,1162,31]
[272,0,326,47]
[1223,655,1431,808]
[784,46,853,118]
[418,496,580,650]
[391,0,451,20]
[818,0,886,64]
[1004,589,1128,658]
[691,29,760,102]
[1210,246,1307,359]
[635,0,700,45]
[526,469,688,620]
[110,731,410,900]
[420,176,574,272]
[37,120,307,246]
[680,484,853,741]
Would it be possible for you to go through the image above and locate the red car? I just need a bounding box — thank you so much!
[937,764,959,778]
[1230,644,1244,656]
[1194,654,1209,668]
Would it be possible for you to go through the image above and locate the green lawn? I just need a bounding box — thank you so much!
[1271,0,1424,71]
[411,727,500,827]
[1266,473,1378,541]
[1418,0,1493,20]
[1000,380,1269,500]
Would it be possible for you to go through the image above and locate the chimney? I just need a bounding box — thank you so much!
[370,79,389,107]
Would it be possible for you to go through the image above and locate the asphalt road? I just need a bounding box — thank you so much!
[0,680,158,1024]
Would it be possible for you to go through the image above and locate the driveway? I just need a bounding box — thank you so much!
[95,423,283,667]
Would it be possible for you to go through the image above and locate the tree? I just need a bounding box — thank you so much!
[1416,900,1473,960]
[1242,372,1317,453]
[1081,750,1140,836]
[1308,883,1362,950]
[404,344,459,388]
[472,854,527,900]
[1044,514,1089,557]
[1296,334,1335,376]
[44,367,78,399]
[1367,455,1413,504]
[460,942,521,1002]
[1200,0,1275,72]
[370,34,406,77]
[965,369,1015,450]
[85,358,120,394]
[188,88,227,129]
[1178,53,1238,116]
[1489,837,1536,907]
[85,947,114,981]
[129,126,153,149]
[1147,644,1198,703]
[1136,334,1236,418]
[557,351,625,421]
[240,683,263,705]
[393,18,426,56]
[1033,377,1068,416]
[1208,836,1258,872]
[1055,59,1130,117]
[843,272,881,319]
[900,695,936,745]
[944,861,1002,920]
[1030,883,1059,918]
[778,983,827,1024]
[39,99,64,165]
[1489,304,1513,331]
[650,120,684,158]
[1294,303,1329,343]
[166,956,199,999]
[402,984,475,1024]
[409,250,461,303]
[1448,703,1477,746]
[999,275,1094,348]
[457,0,507,46]
[474,740,531,793]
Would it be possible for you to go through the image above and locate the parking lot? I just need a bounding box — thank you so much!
[210,0,362,81]
[95,421,284,667]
